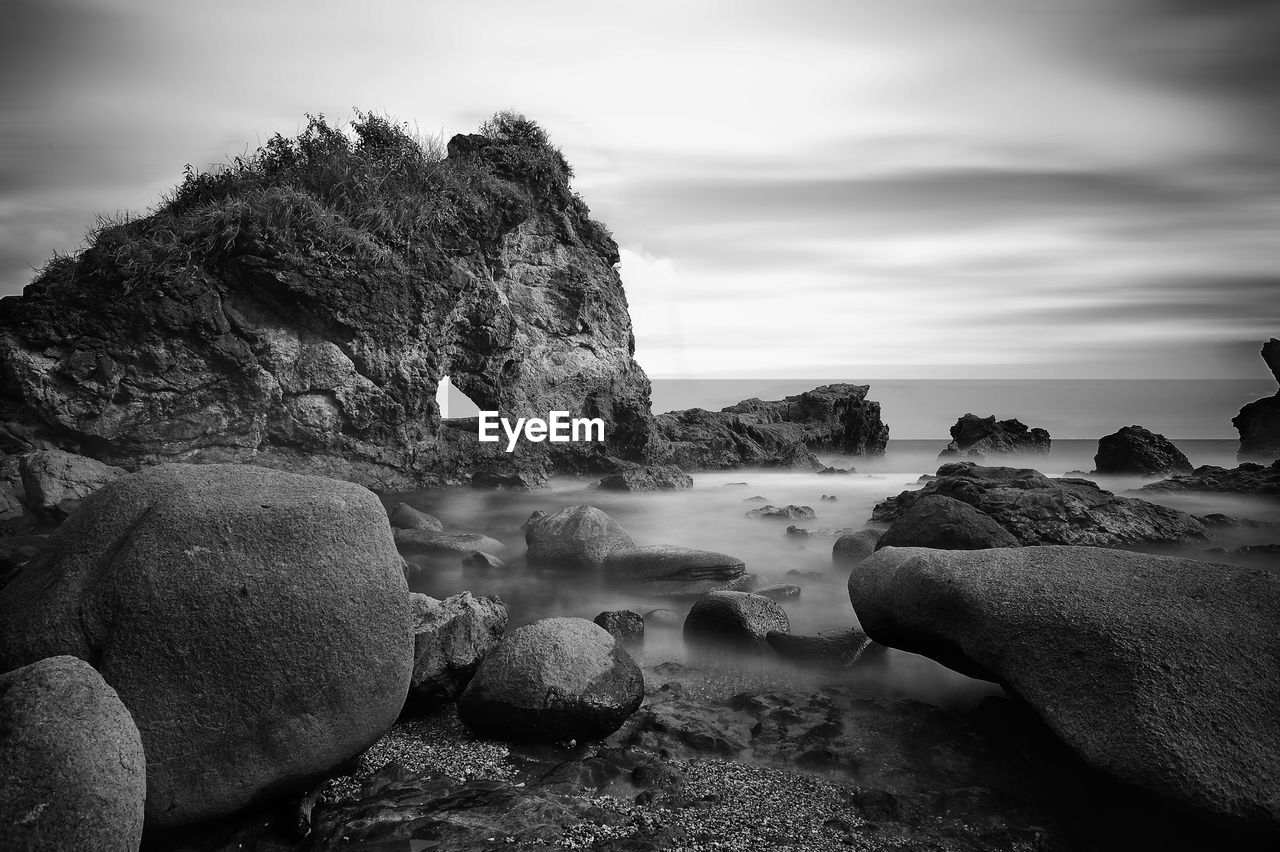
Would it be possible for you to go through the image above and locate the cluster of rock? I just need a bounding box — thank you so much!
[1140,459,1280,497]
[938,413,1050,459]
[1234,338,1280,460]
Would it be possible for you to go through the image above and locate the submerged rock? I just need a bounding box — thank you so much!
[872,462,1207,547]
[395,529,506,556]
[683,591,790,652]
[1234,338,1280,461]
[408,592,507,706]
[755,583,801,601]
[939,414,1050,459]
[594,464,693,491]
[458,617,643,742]
[875,493,1020,551]
[0,464,413,828]
[461,550,506,570]
[849,545,1280,831]
[1093,425,1193,476]
[605,545,747,598]
[1140,460,1280,497]
[745,504,815,521]
[524,505,634,570]
[0,656,146,851]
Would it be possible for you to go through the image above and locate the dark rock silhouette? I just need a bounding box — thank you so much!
[1233,337,1280,461]
[1093,425,1193,476]
[939,414,1050,459]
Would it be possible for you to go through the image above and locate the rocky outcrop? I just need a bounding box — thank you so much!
[458,617,643,742]
[0,656,146,851]
[1093,425,1193,476]
[1234,338,1280,461]
[872,462,1207,547]
[1139,460,1280,497]
[849,546,1280,832]
[683,591,790,652]
[0,464,413,828]
[408,592,506,706]
[524,505,634,569]
[651,384,888,471]
[0,113,655,489]
[939,414,1050,459]
[604,545,749,598]
[593,464,693,492]
[875,493,1020,550]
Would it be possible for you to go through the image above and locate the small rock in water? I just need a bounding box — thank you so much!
[388,502,444,532]
[832,528,882,565]
[594,464,693,492]
[524,505,634,570]
[743,495,770,503]
[683,591,790,652]
[746,504,815,521]
[785,525,811,538]
[594,610,644,645]
[396,529,505,556]
[1094,425,1193,476]
[605,545,747,598]
[755,583,801,601]
[461,550,505,570]
[820,494,838,502]
[817,466,854,475]
[723,482,750,487]
[643,608,682,629]
[470,471,541,490]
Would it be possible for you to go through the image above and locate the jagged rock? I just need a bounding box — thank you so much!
[19,449,124,519]
[524,505,633,569]
[388,502,444,532]
[683,591,790,652]
[0,464,413,828]
[849,545,1280,831]
[594,464,693,491]
[1093,425,1193,476]
[765,628,877,669]
[1139,461,1280,497]
[651,384,888,471]
[1234,338,1280,461]
[0,114,655,489]
[938,414,1050,459]
[593,610,644,645]
[832,528,882,565]
[872,462,1206,547]
[605,545,748,598]
[395,529,505,556]
[746,504,815,521]
[458,617,643,742]
[408,592,507,706]
[461,550,506,570]
[875,494,1020,551]
[0,656,146,851]
[755,583,801,601]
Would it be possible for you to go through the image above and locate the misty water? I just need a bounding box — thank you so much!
[386,438,1276,709]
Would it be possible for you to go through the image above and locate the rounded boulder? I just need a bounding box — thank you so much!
[683,591,790,652]
[524,505,634,569]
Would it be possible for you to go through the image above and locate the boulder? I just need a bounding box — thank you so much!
[1234,338,1280,461]
[604,545,747,597]
[388,502,444,532]
[875,494,1020,551]
[0,656,146,851]
[832,528,882,565]
[0,463,413,828]
[643,608,681,629]
[458,617,643,742]
[524,505,634,569]
[849,545,1280,831]
[461,550,506,570]
[755,583,801,601]
[683,591,790,652]
[396,529,505,556]
[593,610,644,645]
[19,449,124,518]
[1093,425,1193,476]
[408,592,507,706]
[764,628,877,669]
[594,464,693,492]
[1140,461,1280,497]
[939,414,1050,459]
[872,462,1207,547]
[745,504,815,521]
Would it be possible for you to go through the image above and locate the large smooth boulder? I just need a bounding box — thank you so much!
[524,505,634,569]
[872,462,1207,547]
[0,464,413,828]
[939,414,1050,458]
[683,591,790,652]
[458,617,643,742]
[849,545,1280,831]
[19,449,124,517]
[408,592,507,706]
[832,528,881,565]
[875,493,1019,551]
[604,544,747,597]
[0,656,146,851]
[1093,425,1193,476]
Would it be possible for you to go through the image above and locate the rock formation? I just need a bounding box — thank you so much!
[1093,425,1193,476]
[938,414,1050,459]
[874,493,1020,550]
[1233,338,1280,461]
[0,112,654,489]
[1139,460,1280,497]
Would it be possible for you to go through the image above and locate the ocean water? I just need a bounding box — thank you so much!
[387,438,1277,706]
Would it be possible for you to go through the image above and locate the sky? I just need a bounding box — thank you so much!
[2,0,1278,382]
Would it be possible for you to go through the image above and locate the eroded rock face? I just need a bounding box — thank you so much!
[939,414,1050,459]
[0,120,654,489]
[849,546,1280,831]
[0,464,413,828]
[1234,338,1280,461]
[1093,425,1193,476]
[651,385,888,471]
[872,462,1206,547]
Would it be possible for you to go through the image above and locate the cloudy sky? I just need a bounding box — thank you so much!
[2,0,1277,381]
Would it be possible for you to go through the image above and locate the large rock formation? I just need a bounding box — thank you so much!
[871,462,1207,547]
[1093,425,1193,476]
[0,113,654,489]
[0,464,413,828]
[1233,338,1280,461]
[849,546,1280,832]
[939,414,1050,459]
[652,384,888,471]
